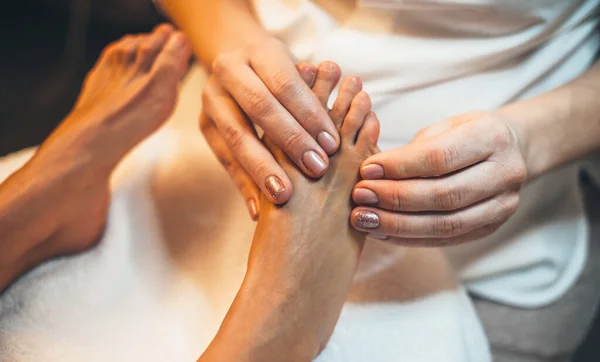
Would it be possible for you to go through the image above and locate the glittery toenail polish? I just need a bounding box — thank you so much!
[355,210,380,229]
[265,175,285,201]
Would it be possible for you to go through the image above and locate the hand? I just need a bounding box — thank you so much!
[200,35,342,219]
[351,111,529,246]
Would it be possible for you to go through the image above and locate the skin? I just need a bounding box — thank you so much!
[161,0,342,217]
[351,59,600,246]
[162,0,600,246]
[199,74,381,362]
[0,25,193,292]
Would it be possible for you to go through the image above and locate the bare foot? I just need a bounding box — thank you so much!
[24,24,192,257]
[204,74,381,361]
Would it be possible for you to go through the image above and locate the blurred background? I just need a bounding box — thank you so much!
[0,1,599,360]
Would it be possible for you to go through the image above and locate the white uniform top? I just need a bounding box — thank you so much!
[251,0,600,308]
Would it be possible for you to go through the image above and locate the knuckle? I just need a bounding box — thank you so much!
[391,188,409,211]
[212,53,233,76]
[427,144,457,175]
[493,122,515,150]
[433,184,463,210]
[221,124,246,153]
[432,215,462,238]
[299,109,321,129]
[281,130,307,152]
[245,89,272,120]
[271,70,299,99]
[393,216,408,237]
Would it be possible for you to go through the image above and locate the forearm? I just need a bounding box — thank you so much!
[159,0,270,66]
[502,59,600,180]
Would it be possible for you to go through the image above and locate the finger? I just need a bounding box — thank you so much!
[214,60,330,178]
[350,192,519,238]
[354,160,526,211]
[360,121,497,180]
[311,61,341,108]
[296,62,317,87]
[248,46,341,155]
[330,75,363,129]
[369,222,505,247]
[202,78,293,204]
[199,112,262,220]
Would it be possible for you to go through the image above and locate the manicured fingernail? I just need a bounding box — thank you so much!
[362,164,384,179]
[354,188,378,205]
[369,233,388,240]
[247,199,259,220]
[317,132,338,154]
[354,210,380,229]
[265,175,285,201]
[303,150,327,175]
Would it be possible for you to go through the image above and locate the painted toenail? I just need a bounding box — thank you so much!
[354,188,378,205]
[265,175,286,201]
[317,132,338,154]
[303,150,327,175]
[362,164,384,179]
[369,233,389,240]
[355,210,380,229]
[247,198,259,220]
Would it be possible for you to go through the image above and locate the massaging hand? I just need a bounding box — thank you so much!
[351,111,528,246]
[200,35,342,219]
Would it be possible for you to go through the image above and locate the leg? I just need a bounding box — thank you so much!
[199,76,381,361]
[0,24,192,292]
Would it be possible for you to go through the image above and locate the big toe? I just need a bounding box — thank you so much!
[355,111,381,157]
[136,23,176,71]
[150,32,192,82]
[340,91,371,145]
[312,61,341,108]
[330,75,363,129]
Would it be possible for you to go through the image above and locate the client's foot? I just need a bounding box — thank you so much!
[213,73,380,361]
[27,24,191,255]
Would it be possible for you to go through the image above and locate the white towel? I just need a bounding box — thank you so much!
[0,66,490,362]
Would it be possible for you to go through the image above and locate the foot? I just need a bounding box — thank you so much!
[26,24,192,255]
[206,73,381,361]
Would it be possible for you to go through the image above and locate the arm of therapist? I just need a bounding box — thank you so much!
[160,0,341,219]
[351,59,600,246]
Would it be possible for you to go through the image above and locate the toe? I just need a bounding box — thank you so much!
[109,35,143,65]
[150,32,192,82]
[330,75,362,129]
[340,91,371,144]
[296,62,317,87]
[312,61,341,108]
[136,23,176,71]
[354,111,381,157]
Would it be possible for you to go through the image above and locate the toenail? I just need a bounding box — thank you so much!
[317,132,338,154]
[303,150,327,175]
[247,199,259,220]
[362,164,384,179]
[265,175,286,201]
[354,188,378,205]
[369,233,389,240]
[355,210,380,229]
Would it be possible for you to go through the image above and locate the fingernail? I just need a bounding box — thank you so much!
[303,150,327,175]
[317,132,338,154]
[265,175,286,201]
[354,188,379,205]
[354,210,380,229]
[369,233,388,240]
[362,164,384,180]
[247,199,259,220]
